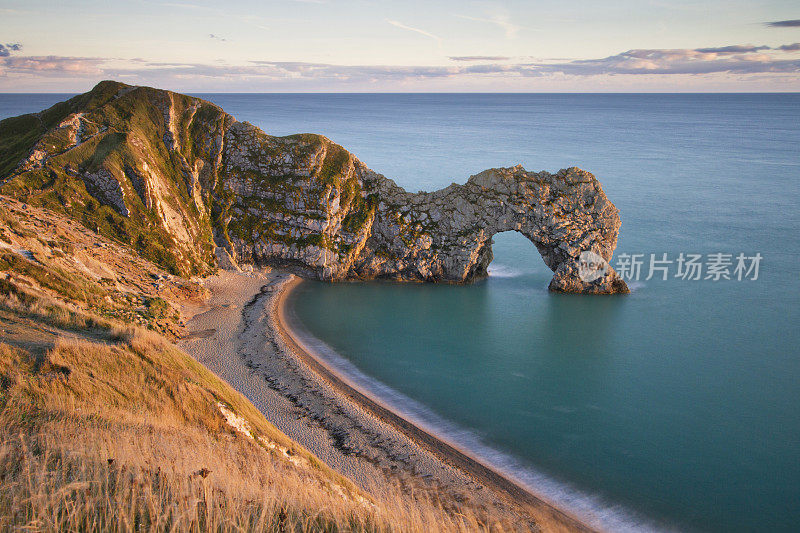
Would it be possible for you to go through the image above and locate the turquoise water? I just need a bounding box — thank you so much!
[3,93,798,532]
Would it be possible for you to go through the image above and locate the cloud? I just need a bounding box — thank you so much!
[528,46,800,76]
[694,45,770,54]
[456,14,521,39]
[160,2,207,9]
[449,56,511,62]
[0,43,22,57]
[766,20,800,27]
[2,42,799,87]
[153,2,270,31]
[386,20,441,44]
[247,60,457,80]
[0,55,105,75]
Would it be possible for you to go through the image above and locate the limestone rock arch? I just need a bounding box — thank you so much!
[344,166,629,293]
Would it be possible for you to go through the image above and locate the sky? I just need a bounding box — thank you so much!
[1,0,799,92]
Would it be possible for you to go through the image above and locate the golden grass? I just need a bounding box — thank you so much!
[0,331,520,532]
[0,278,110,332]
[0,199,546,531]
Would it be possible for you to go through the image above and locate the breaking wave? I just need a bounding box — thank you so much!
[487,264,532,278]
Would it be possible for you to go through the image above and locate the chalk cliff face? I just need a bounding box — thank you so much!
[0,81,628,293]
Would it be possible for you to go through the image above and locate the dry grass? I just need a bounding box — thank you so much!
[0,332,518,532]
[0,279,109,332]
[0,199,543,531]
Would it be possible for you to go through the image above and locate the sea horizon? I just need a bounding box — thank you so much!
[1,89,798,532]
[3,2,800,531]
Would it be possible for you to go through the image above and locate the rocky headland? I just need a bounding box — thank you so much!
[0,81,627,294]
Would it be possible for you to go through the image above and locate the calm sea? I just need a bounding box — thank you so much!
[3,92,798,532]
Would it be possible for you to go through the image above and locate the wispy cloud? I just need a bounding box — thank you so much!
[0,43,22,57]
[0,55,105,75]
[2,43,799,87]
[154,2,271,31]
[694,45,770,54]
[247,60,458,80]
[386,19,442,44]
[531,45,800,76]
[766,19,800,27]
[456,14,521,39]
[160,2,208,10]
[449,55,511,62]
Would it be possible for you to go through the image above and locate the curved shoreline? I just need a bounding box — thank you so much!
[273,275,595,532]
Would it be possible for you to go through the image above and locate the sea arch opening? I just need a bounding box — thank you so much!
[483,230,552,282]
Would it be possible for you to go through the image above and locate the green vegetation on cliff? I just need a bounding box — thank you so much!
[0,80,626,291]
[0,81,374,278]
[0,196,506,533]
[0,82,219,276]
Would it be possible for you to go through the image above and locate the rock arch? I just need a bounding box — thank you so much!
[0,82,628,293]
[343,166,629,293]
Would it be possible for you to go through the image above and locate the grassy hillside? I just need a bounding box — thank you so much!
[0,81,220,276]
[0,197,519,532]
[0,81,126,179]
[0,324,509,531]
[0,81,388,281]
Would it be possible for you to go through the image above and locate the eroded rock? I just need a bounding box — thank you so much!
[0,81,628,293]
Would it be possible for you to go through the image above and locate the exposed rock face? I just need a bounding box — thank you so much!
[79,167,129,217]
[367,167,626,291]
[0,81,628,293]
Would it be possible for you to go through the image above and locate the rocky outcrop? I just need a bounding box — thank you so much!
[79,167,129,217]
[0,81,628,293]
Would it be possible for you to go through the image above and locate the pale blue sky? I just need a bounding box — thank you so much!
[1,0,799,91]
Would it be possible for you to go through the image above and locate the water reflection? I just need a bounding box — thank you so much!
[542,293,625,359]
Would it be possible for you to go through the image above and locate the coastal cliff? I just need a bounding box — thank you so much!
[0,81,627,294]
